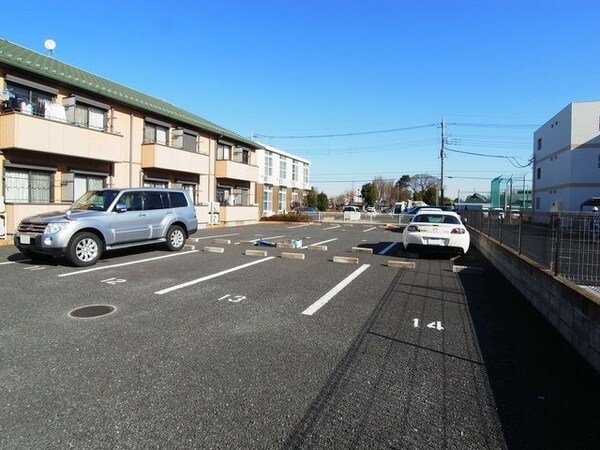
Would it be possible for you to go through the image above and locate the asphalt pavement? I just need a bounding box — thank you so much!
[0,223,599,449]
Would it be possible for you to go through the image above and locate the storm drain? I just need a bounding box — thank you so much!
[69,304,116,319]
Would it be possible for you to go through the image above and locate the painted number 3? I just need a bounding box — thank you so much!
[219,294,246,303]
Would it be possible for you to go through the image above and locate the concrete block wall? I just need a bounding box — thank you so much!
[469,228,600,374]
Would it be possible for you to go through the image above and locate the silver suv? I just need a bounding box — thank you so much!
[14,188,198,266]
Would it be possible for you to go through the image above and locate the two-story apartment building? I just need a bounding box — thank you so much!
[254,142,311,216]
[533,101,600,213]
[0,39,261,236]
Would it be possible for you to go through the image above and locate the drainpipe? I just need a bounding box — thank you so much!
[129,113,134,187]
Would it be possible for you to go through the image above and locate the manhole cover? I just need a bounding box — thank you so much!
[69,305,115,318]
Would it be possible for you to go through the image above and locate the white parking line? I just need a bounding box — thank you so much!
[363,227,377,232]
[57,250,199,277]
[192,233,240,240]
[302,264,370,316]
[323,225,341,231]
[0,259,31,265]
[155,257,275,295]
[299,237,338,249]
[379,242,398,255]
[287,224,311,229]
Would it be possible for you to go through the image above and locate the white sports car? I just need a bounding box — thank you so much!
[402,210,470,254]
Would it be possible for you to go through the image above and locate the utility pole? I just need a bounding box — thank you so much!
[440,116,446,205]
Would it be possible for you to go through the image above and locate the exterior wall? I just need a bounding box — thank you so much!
[255,145,311,216]
[0,63,260,234]
[533,102,600,213]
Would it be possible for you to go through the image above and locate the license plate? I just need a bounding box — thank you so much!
[428,238,445,246]
[19,235,31,245]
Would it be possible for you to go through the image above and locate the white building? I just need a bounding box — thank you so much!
[533,101,600,213]
[254,143,311,216]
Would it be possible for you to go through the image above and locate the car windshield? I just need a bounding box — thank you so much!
[414,214,460,224]
[70,190,119,211]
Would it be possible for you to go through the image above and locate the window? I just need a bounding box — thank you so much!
[73,174,105,201]
[172,129,198,152]
[535,197,540,210]
[143,179,168,188]
[182,132,197,152]
[217,143,231,160]
[232,147,249,164]
[263,185,273,212]
[231,187,249,206]
[169,191,189,208]
[216,186,231,205]
[5,168,53,203]
[265,152,273,177]
[280,159,287,180]
[303,165,309,184]
[145,191,168,210]
[536,167,541,179]
[144,122,169,145]
[537,138,542,151]
[5,80,55,116]
[292,162,298,182]
[278,189,286,213]
[75,104,106,130]
[291,189,299,209]
[180,183,197,205]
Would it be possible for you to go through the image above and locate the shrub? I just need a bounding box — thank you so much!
[260,213,311,222]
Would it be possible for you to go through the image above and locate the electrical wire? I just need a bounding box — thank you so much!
[253,123,437,139]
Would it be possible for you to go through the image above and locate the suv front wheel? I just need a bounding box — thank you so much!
[67,232,102,267]
[165,225,186,251]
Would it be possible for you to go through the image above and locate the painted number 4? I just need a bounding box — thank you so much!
[413,319,444,331]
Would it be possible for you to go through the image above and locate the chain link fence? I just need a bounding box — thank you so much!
[461,210,600,286]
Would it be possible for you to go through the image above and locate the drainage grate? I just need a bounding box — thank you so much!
[69,304,116,319]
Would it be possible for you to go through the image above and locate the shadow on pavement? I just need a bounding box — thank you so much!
[458,247,600,449]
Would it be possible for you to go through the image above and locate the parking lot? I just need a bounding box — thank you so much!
[1,222,600,449]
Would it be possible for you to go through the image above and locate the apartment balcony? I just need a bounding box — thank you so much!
[215,160,258,182]
[142,143,209,173]
[0,111,122,161]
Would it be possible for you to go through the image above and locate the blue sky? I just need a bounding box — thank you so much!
[6,0,600,199]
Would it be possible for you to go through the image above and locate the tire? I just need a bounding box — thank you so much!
[165,225,186,251]
[66,232,102,267]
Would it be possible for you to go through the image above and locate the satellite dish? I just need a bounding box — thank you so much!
[44,39,56,54]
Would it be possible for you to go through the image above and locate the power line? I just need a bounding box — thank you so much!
[253,123,437,139]
[445,146,533,168]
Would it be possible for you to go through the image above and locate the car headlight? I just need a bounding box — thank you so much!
[45,221,69,234]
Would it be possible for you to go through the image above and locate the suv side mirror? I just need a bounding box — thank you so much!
[115,203,128,213]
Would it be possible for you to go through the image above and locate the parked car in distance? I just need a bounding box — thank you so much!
[14,188,198,267]
[365,206,377,216]
[402,210,470,254]
[490,207,505,219]
[294,206,320,220]
[343,205,361,220]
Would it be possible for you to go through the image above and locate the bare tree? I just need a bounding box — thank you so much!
[408,173,440,193]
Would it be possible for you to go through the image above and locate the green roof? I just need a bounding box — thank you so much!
[0,39,259,148]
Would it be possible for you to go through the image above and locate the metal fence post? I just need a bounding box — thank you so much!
[553,215,561,276]
[499,215,504,244]
[517,213,523,254]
